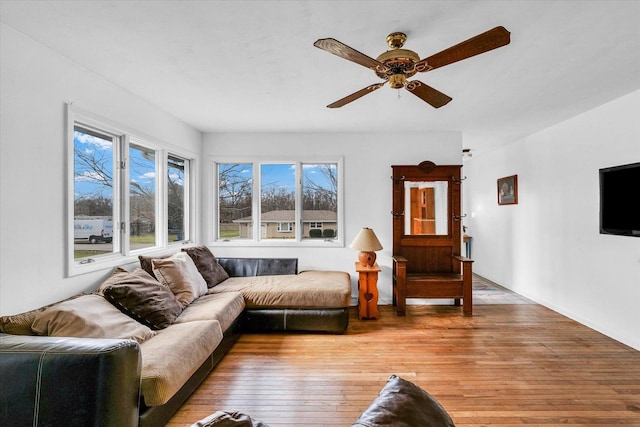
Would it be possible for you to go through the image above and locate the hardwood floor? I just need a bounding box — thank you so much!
[167,304,640,426]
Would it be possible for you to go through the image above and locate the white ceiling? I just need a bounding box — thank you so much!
[2,1,639,154]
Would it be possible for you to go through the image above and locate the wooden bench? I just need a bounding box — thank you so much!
[393,255,473,316]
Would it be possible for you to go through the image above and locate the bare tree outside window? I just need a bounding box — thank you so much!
[261,164,296,240]
[303,164,338,238]
[168,155,186,243]
[218,163,253,239]
[129,144,156,249]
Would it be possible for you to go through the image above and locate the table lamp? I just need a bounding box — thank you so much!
[350,227,383,267]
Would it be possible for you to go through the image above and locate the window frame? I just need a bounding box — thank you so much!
[67,105,196,277]
[127,139,160,253]
[71,123,122,256]
[211,156,344,247]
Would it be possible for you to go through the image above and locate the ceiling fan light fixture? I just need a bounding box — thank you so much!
[375,50,420,80]
[389,74,407,89]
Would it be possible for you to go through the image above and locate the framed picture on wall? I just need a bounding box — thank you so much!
[497,175,518,205]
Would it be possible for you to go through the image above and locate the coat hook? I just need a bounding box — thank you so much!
[453,214,467,221]
[391,211,405,218]
[452,176,467,184]
[391,175,406,184]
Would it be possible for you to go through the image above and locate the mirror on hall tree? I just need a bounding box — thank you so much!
[404,181,448,235]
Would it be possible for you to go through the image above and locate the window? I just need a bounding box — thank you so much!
[129,143,157,250]
[167,154,189,244]
[69,107,194,275]
[277,222,294,232]
[214,158,343,245]
[302,163,337,239]
[73,125,118,258]
[261,163,295,240]
[218,163,253,239]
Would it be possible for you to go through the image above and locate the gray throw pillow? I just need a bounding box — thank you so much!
[182,245,229,288]
[352,375,455,427]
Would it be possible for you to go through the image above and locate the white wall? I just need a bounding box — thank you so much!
[464,90,640,350]
[0,24,201,315]
[202,132,462,304]
[7,19,635,352]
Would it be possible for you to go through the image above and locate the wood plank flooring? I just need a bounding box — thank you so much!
[167,304,640,426]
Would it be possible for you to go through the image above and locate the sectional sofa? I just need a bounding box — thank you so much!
[0,246,352,427]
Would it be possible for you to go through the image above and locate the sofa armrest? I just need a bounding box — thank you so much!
[0,333,141,427]
[217,258,298,277]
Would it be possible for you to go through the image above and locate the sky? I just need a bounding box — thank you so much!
[74,129,166,200]
[219,162,336,193]
[75,129,336,204]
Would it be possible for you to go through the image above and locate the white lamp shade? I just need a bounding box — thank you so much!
[349,227,383,251]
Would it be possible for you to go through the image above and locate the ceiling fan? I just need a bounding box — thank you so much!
[313,26,510,109]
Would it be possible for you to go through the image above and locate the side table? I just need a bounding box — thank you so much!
[355,262,381,320]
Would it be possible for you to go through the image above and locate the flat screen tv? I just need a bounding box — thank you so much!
[599,162,640,237]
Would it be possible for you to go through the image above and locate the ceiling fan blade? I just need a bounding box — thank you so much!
[327,83,385,108]
[314,38,387,72]
[405,81,452,108]
[415,26,510,72]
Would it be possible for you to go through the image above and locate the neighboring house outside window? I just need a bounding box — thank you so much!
[232,210,337,239]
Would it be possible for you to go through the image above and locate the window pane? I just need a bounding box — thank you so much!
[129,144,156,249]
[261,163,295,240]
[302,163,338,239]
[73,126,115,259]
[168,155,187,243]
[218,163,253,239]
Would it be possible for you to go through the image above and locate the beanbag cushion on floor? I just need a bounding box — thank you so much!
[352,375,455,427]
[190,410,270,427]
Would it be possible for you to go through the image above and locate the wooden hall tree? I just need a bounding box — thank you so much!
[391,161,474,315]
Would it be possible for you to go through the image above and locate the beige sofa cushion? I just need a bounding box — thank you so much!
[31,294,156,344]
[0,293,88,335]
[208,271,351,309]
[175,292,245,332]
[140,320,223,406]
